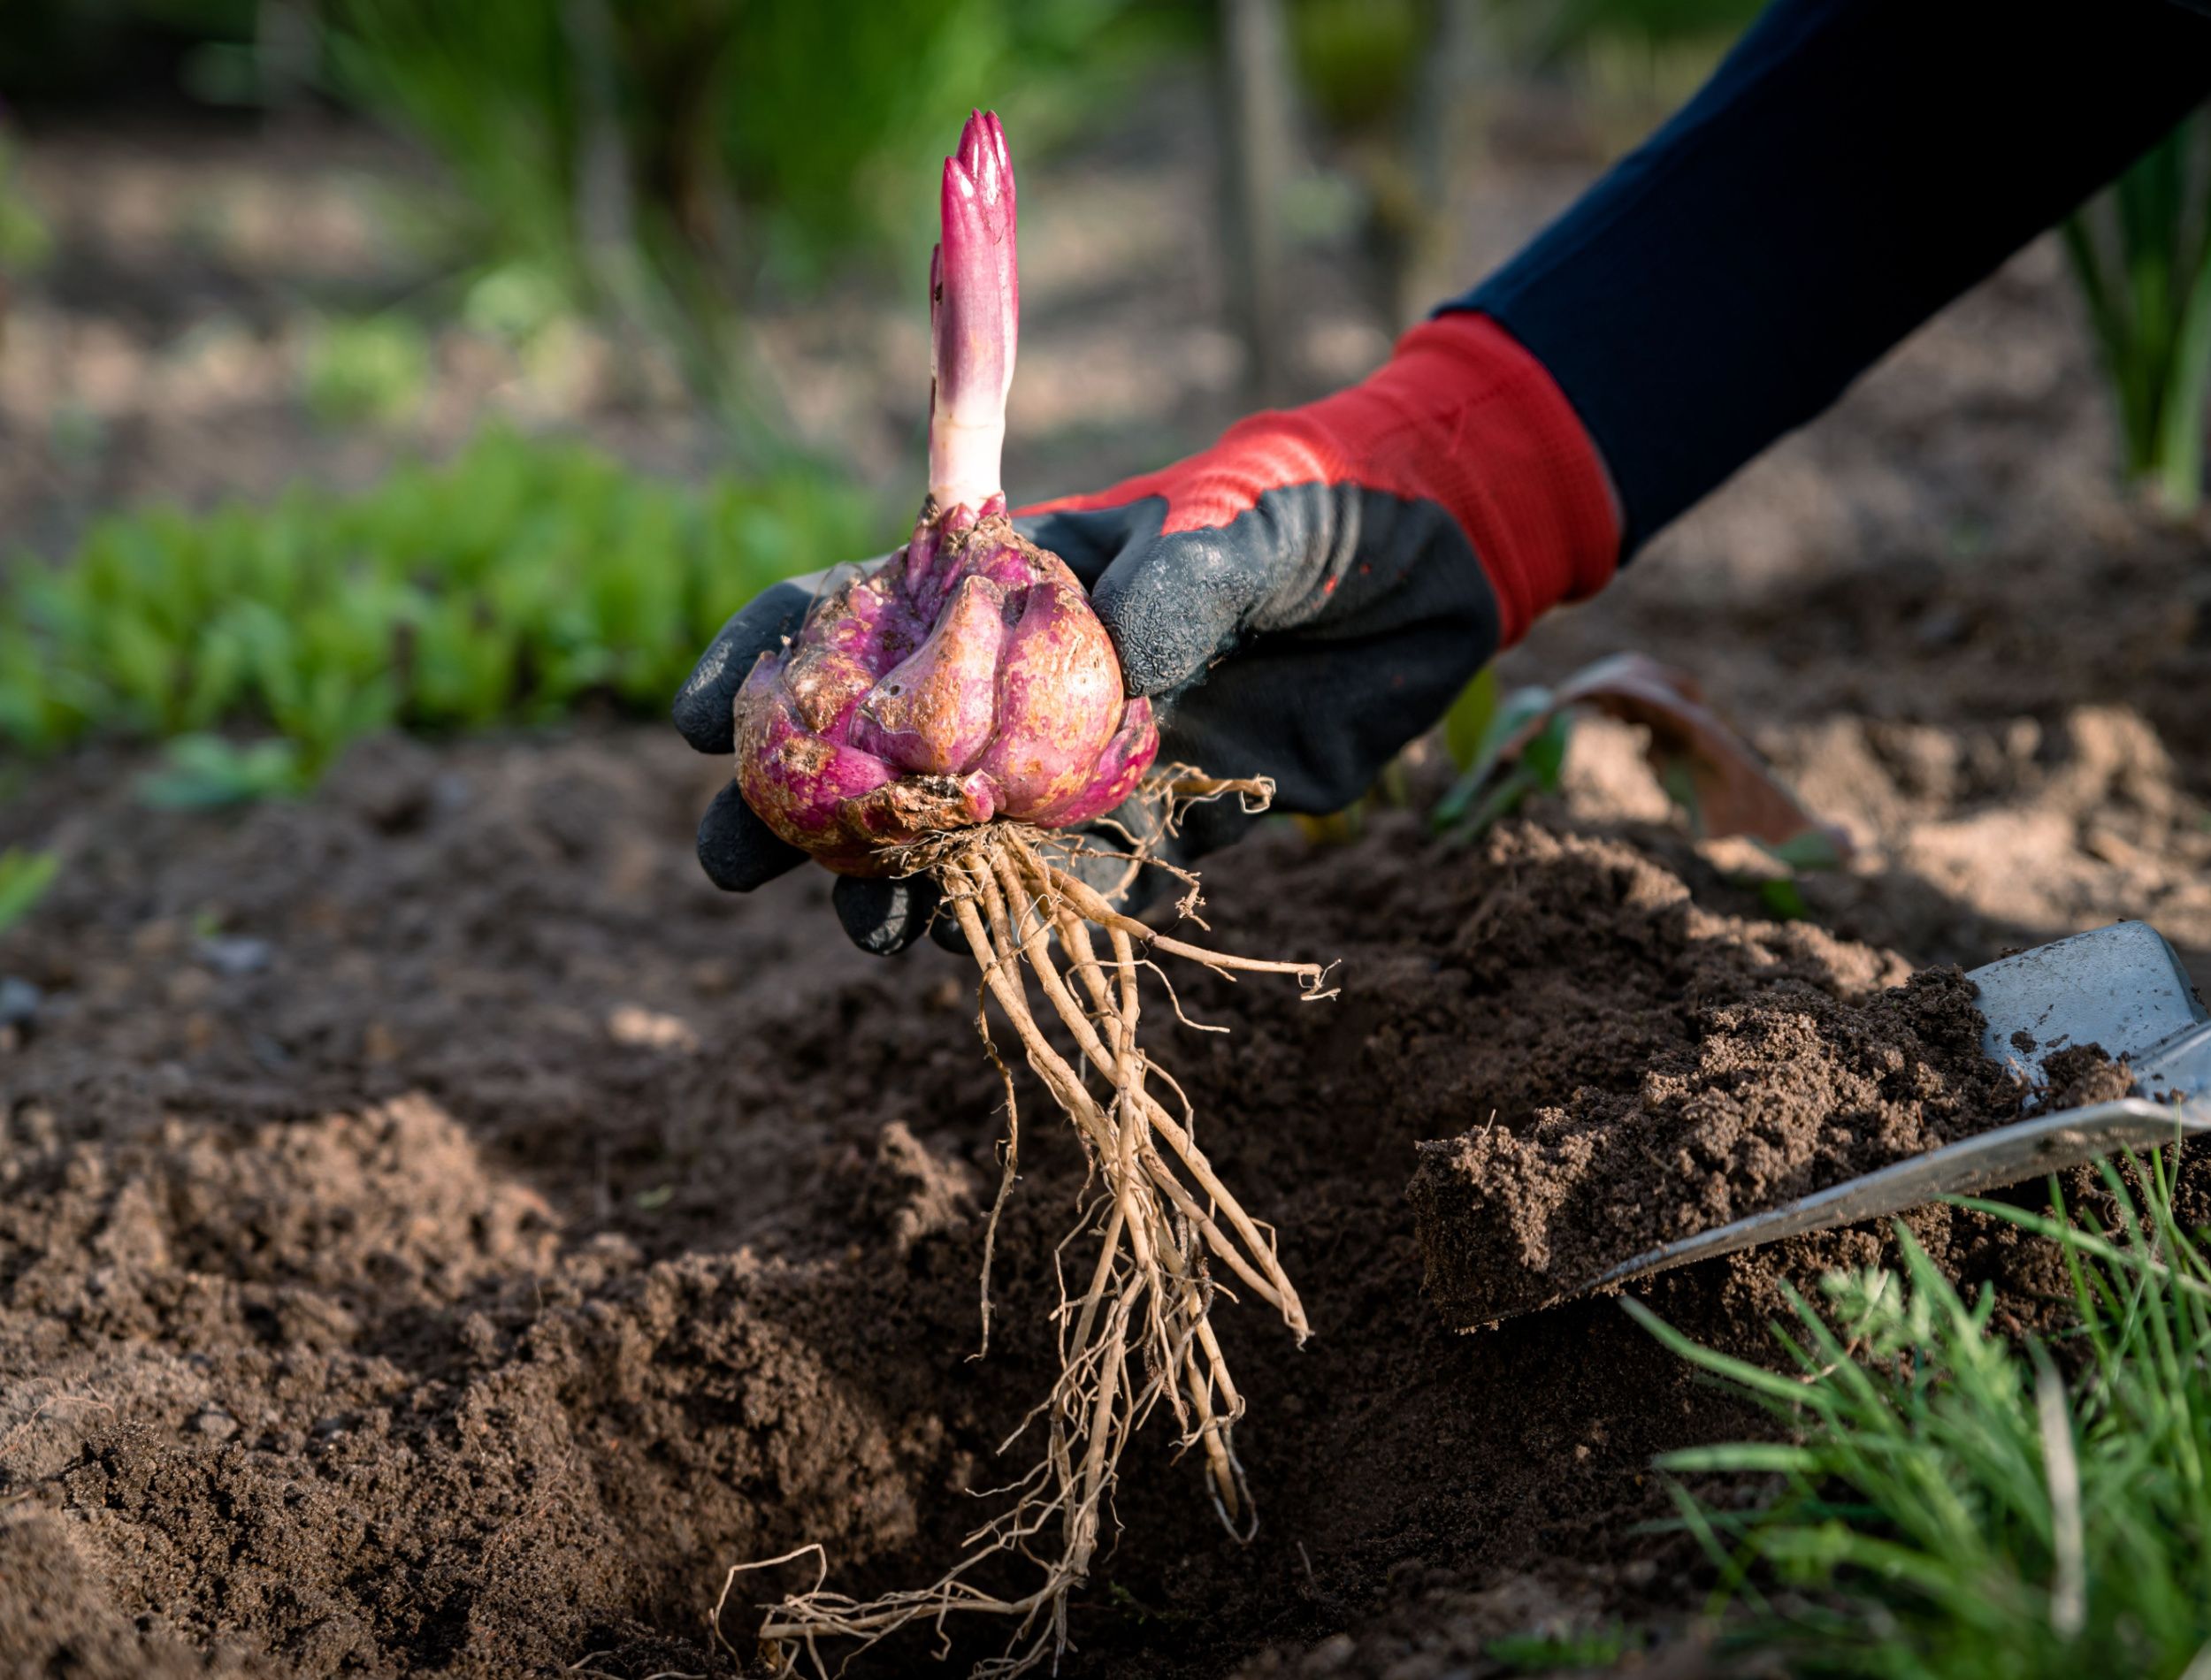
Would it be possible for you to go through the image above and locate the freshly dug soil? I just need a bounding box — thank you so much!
[0,731,2141,1680]
[2039,1042,2138,1109]
[1407,962,2024,1325]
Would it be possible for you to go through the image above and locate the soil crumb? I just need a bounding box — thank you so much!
[2039,1042,2138,1110]
[1408,962,2025,1324]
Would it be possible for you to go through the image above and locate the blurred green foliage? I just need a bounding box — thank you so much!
[0,134,51,275]
[322,0,593,303]
[300,314,432,425]
[1479,0,1758,162]
[2,2,1187,424]
[0,847,59,936]
[138,735,311,807]
[2063,109,2211,516]
[1288,0,1422,135]
[711,0,1158,277]
[0,429,885,782]
[319,0,1179,416]
[1441,665,1499,771]
[1522,0,1762,52]
[1483,1625,1638,1673]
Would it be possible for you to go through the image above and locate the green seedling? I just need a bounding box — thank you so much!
[1433,681,1574,836]
[139,736,311,810]
[1448,709,1575,839]
[1442,663,1500,770]
[3,429,884,799]
[0,847,58,936]
[1751,874,1811,922]
[302,315,433,426]
[1434,655,1849,873]
[1633,1149,2211,1680]
[1757,828,1848,873]
[1736,826,1848,922]
[1484,1623,1639,1673]
[2063,107,2211,516]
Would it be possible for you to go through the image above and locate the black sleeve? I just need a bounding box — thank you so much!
[1447,0,2211,554]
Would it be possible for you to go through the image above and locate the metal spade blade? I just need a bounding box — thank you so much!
[1581,920,2211,1296]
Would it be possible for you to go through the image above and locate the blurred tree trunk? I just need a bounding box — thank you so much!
[562,0,636,287]
[1394,0,1496,325]
[1219,0,1297,405]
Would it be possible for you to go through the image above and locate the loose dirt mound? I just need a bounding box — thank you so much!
[1408,958,2022,1325]
[0,732,2123,1679]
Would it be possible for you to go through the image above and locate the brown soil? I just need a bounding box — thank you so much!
[2039,1043,2139,1110]
[1406,946,2031,1325]
[0,729,2150,1680]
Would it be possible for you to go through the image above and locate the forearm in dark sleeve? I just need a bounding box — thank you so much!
[1446,0,2211,554]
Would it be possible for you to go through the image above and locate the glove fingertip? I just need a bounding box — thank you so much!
[697,781,806,892]
[930,907,970,955]
[832,874,943,957]
[672,668,739,756]
[672,581,813,754]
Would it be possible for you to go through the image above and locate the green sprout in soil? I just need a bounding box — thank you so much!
[1484,1623,1641,1673]
[0,847,57,937]
[1431,654,1847,876]
[1633,1149,2211,1680]
[2064,105,2211,516]
[1738,827,1848,923]
[1432,673,1574,837]
[0,428,881,794]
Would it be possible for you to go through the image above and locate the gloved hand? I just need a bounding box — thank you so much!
[673,311,1619,954]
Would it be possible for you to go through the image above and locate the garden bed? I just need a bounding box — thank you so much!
[0,718,2188,1678]
[7,94,2211,1680]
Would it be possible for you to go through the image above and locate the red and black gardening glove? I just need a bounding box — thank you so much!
[674,312,1620,954]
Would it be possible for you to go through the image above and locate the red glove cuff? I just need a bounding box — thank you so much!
[1025,312,1621,647]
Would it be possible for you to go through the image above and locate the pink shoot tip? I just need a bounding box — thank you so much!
[930,110,1019,513]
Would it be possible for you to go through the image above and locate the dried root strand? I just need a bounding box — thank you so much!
[752,821,1326,1677]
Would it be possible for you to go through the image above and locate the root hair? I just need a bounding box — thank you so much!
[750,787,1326,1677]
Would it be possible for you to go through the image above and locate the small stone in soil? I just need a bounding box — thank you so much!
[0,976,40,1027]
[196,935,272,976]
